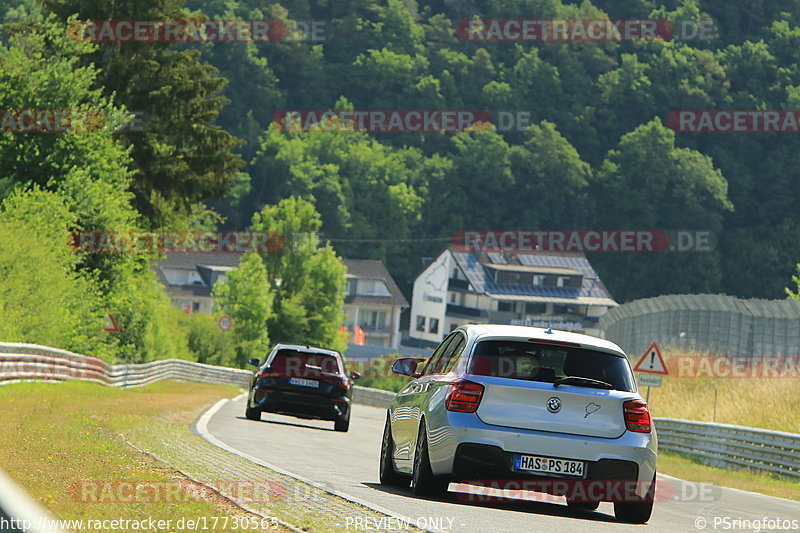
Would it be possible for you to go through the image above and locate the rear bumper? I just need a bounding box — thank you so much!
[427,411,657,498]
[251,389,350,421]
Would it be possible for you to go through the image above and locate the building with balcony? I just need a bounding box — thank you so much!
[153,252,240,313]
[342,259,409,350]
[408,248,617,345]
[153,254,408,351]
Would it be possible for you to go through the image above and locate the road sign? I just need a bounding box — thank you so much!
[633,342,668,374]
[637,373,663,388]
[103,314,119,333]
[218,315,233,331]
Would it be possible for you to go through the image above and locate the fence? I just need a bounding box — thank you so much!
[600,294,800,357]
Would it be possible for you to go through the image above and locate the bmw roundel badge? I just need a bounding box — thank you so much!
[547,397,562,413]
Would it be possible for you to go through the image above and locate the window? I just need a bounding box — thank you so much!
[441,334,467,374]
[467,340,635,391]
[269,350,342,378]
[424,332,465,375]
[422,333,458,375]
[449,292,457,303]
[554,304,579,315]
[357,279,391,296]
[498,301,514,312]
[429,317,439,334]
[497,270,533,285]
[525,302,546,315]
[557,277,566,287]
[416,315,426,332]
[361,310,387,331]
[345,278,357,295]
[192,302,200,311]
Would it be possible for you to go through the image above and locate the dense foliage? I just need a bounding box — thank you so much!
[2,0,800,362]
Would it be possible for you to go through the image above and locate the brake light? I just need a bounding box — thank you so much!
[445,379,484,413]
[528,338,582,348]
[623,399,652,433]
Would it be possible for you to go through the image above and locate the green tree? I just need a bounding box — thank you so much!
[0,189,112,358]
[178,312,222,365]
[509,121,593,228]
[213,252,274,367]
[41,0,245,226]
[786,264,800,299]
[249,197,346,352]
[590,118,733,301]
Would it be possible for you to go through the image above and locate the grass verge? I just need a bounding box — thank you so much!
[658,450,800,501]
[0,380,287,531]
[644,349,800,431]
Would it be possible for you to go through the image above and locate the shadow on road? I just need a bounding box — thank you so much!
[235,416,336,432]
[361,482,620,524]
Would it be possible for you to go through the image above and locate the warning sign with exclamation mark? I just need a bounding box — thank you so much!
[633,342,668,374]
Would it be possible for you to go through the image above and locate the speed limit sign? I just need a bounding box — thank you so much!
[218,315,233,331]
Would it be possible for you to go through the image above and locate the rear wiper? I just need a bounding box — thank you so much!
[554,376,614,389]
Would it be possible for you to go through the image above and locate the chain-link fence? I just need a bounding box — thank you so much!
[600,294,800,357]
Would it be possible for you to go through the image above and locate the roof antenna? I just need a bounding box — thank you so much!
[545,323,553,334]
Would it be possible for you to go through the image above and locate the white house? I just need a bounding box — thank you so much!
[408,248,618,345]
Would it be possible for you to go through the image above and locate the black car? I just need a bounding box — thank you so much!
[245,343,360,431]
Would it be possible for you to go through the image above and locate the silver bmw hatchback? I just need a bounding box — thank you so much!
[379,324,657,523]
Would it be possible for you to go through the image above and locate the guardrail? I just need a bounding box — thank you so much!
[654,418,800,479]
[351,387,800,479]
[0,342,251,389]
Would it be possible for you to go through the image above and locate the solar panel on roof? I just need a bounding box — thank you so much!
[487,252,507,264]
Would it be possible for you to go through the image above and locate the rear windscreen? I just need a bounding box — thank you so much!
[269,350,341,378]
[468,340,635,392]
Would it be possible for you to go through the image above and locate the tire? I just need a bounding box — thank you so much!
[411,420,450,497]
[379,414,409,487]
[567,499,600,511]
[614,473,656,524]
[245,404,261,421]
[334,412,350,432]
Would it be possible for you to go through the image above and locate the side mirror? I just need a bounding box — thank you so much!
[248,358,261,367]
[349,371,361,381]
[391,357,425,377]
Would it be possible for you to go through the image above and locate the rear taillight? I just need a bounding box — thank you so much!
[623,399,652,433]
[445,379,484,413]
